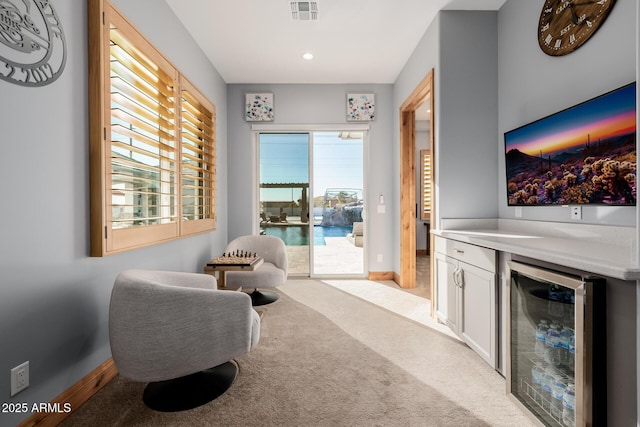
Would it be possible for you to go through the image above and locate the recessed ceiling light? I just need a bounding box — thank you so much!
[302,52,314,60]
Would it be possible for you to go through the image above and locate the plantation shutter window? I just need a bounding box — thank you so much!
[180,78,217,236]
[89,0,216,256]
[420,149,432,221]
[109,23,178,231]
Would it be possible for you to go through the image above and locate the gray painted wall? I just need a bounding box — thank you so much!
[392,14,440,270]
[437,11,499,222]
[0,1,228,425]
[392,11,499,267]
[498,0,637,225]
[226,84,395,271]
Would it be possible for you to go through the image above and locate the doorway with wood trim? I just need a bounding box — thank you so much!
[399,70,434,308]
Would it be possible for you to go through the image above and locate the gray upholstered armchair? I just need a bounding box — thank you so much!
[109,269,260,412]
[224,235,288,305]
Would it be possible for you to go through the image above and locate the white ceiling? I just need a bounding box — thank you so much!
[165,0,507,84]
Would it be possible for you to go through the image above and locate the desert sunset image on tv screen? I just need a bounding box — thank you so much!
[505,83,636,206]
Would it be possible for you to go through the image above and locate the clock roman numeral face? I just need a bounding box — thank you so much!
[538,0,617,56]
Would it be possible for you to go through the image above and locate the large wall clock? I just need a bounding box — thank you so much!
[538,0,616,56]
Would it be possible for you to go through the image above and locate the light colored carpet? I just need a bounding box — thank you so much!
[59,279,535,426]
[321,279,457,338]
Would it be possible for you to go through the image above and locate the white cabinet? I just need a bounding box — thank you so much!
[434,251,459,333]
[458,261,496,366]
[434,236,497,368]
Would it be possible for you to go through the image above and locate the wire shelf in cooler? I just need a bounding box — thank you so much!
[519,377,565,426]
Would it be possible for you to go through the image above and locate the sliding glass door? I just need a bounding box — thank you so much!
[311,132,364,275]
[259,133,311,275]
[257,130,364,277]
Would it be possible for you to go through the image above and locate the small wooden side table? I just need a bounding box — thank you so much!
[204,256,264,289]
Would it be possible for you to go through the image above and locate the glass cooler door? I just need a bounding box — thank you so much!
[507,261,605,427]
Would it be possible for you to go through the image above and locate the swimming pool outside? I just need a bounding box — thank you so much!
[263,225,353,246]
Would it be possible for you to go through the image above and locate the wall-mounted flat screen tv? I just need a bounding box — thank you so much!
[505,82,636,206]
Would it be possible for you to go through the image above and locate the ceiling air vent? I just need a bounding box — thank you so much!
[290,1,318,21]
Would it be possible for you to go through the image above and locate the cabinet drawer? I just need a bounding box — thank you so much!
[434,236,496,272]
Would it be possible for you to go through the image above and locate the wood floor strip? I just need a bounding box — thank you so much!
[368,271,394,281]
[18,358,118,427]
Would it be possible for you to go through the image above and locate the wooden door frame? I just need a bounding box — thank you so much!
[398,69,434,294]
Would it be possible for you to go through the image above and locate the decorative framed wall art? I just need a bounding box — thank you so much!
[346,93,375,121]
[245,93,274,121]
[0,0,67,87]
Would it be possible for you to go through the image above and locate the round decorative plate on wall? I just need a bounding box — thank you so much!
[0,0,67,87]
[538,0,616,56]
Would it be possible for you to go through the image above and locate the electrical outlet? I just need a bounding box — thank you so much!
[10,361,29,396]
[377,254,383,262]
[570,206,582,220]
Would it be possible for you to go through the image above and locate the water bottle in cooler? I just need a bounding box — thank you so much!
[545,323,561,365]
[541,366,556,404]
[548,284,563,301]
[563,383,576,426]
[548,285,565,317]
[568,331,576,368]
[559,326,572,366]
[535,319,549,357]
[551,374,567,420]
[564,287,575,304]
[531,362,545,396]
[535,319,549,340]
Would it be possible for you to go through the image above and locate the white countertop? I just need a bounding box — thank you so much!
[432,219,639,281]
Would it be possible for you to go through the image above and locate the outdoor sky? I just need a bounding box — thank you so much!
[259,132,363,201]
[505,83,636,157]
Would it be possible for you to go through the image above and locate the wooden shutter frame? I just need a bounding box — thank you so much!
[89,0,216,256]
[420,149,432,221]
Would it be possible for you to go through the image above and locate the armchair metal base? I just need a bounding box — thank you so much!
[142,360,238,412]
[250,289,279,306]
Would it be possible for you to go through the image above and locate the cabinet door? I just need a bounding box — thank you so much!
[434,252,459,335]
[459,261,496,367]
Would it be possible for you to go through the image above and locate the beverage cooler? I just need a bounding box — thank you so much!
[507,261,606,426]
